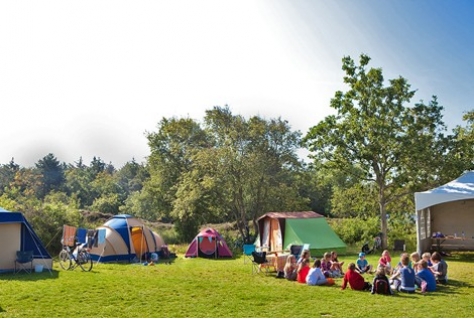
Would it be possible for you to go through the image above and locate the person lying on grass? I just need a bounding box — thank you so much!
[341,262,372,291]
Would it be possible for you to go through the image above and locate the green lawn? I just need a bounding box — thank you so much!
[1,252,474,318]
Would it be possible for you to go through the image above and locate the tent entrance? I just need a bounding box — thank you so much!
[198,236,217,258]
[130,227,148,259]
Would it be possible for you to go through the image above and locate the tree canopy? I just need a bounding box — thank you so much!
[303,54,456,248]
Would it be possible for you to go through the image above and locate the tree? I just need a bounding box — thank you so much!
[303,54,449,249]
[203,106,305,241]
[444,111,474,176]
[0,158,19,196]
[35,153,65,198]
[145,117,209,223]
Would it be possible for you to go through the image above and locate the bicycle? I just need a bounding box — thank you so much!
[59,242,93,272]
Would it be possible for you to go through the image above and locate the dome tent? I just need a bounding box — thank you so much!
[185,228,233,258]
[89,214,165,263]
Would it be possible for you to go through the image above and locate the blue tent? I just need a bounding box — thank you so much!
[88,214,166,263]
[0,210,53,273]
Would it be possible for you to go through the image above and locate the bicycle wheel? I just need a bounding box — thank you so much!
[59,250,72,270]
[78,250,93,272]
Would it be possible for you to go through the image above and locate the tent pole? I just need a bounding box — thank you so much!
[140,226,144,263]
[24,222,53,276]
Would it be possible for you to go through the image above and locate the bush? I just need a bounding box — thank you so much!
[329,216,417,253]
[329,217,380,245]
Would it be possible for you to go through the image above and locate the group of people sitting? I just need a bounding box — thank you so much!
[283,248,449,295]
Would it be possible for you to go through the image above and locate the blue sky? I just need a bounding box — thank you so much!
[1,0,473,168]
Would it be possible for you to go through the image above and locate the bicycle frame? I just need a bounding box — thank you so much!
[59,243,93,272]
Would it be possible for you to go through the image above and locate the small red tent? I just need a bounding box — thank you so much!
[185,228,233,258]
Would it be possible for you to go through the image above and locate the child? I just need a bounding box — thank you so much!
[422,252,433,268]
[378,250,392,275]
[415,260,437,293]
[341,262,371,291]
[283,254,297,281]
[297,249,310,265]
[306,259,330,286]
[390,254,415,293]
[431,251,448,284]
[331,251,344,275]
[297,258,310,284]
[410,252,421,272]
[356,252,372,274]
[321,252,336,278]
[371,266,393,295]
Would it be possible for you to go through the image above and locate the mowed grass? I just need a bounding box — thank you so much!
[1,251,474,318]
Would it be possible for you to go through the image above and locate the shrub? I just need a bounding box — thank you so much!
[329,217,380,245]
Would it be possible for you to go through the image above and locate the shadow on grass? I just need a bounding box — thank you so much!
[0,269,59,281]
[438,279,474,290]
[446,251,474,263]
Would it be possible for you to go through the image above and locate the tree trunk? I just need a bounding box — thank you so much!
[379,201,388,250]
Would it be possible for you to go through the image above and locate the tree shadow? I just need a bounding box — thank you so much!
[445,251,474,263]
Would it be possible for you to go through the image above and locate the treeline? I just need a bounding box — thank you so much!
[1,54,473,255]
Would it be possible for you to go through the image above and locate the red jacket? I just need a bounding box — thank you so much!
[342,269,366,290]
[297,266,310,284]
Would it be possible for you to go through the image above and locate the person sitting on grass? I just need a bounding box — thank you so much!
[307,259,333,286]
[356,252,373,274]
[341,262,371,291]
[284,254,297,281]
[431,251,448,284]
[415,259,437,293]
[410,252,421,272]
[422,252,433,268]
[297,258,310,284]
[331,251,344,275]
[390,253,415,293]
[378,250,393,275]
[321,252,336,278]
[371,266,393,295]
[297,249,310,265]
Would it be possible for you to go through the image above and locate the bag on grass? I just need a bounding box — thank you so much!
[374,278,390,295]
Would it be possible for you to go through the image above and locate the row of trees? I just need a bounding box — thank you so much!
[1,54,473,253]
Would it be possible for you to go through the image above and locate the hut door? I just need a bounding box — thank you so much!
[270,218,282,252]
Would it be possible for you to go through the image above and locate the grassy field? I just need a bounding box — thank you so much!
[1,250,474,318]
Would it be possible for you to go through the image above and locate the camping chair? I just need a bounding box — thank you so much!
[251,251,270,275]
[243,244,256,264]
[15,250,34,274]
[290,245,303,259]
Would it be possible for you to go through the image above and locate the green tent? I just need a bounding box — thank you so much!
[284,217,346,256]
[256,211,346,256]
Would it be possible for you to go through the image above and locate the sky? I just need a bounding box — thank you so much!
[1,0,473,168]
